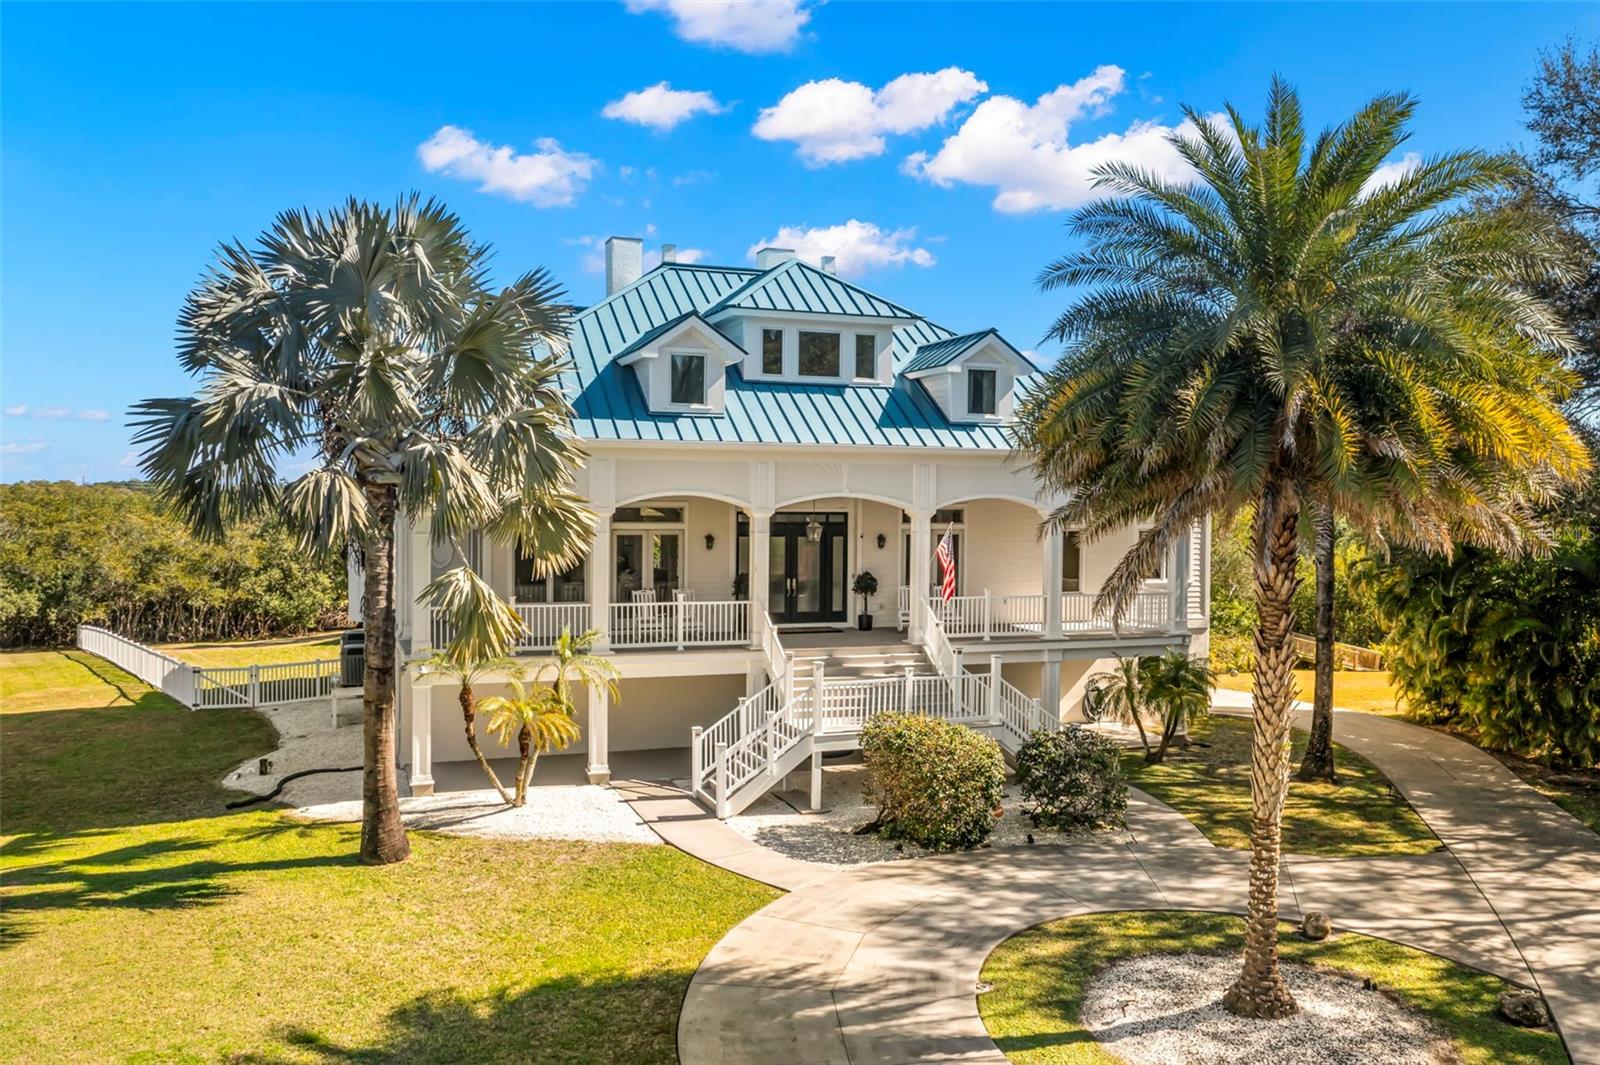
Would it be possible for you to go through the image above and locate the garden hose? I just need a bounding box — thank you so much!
[225,766,362,809]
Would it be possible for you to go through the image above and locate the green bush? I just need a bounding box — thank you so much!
[1208,634,1255,675]
[860,712,1006,850]
[1015,727,1128,830]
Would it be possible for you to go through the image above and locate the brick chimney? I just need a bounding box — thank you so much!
[755,246,796,270]
[605,236,643,295]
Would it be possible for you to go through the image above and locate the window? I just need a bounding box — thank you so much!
[1061,531,1081,593]
[670,352,706,405]
[614,505,685,523]
[854,334,877,378]
[798,331,840,377]
[761,328,784,375]
[515,542,586,603]
[968,369,998,415]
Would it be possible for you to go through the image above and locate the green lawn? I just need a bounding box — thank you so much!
[0,649,777,1063]
[158,631,343,668]
[1214,670,1600,837]
[1123,715,1439,856]
[979,910,1566,1065]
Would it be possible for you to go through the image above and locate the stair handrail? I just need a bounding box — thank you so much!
[911,595,958,676]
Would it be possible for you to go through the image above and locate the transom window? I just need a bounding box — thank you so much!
[854,334,877,378]
[968,369,998,415]
[614,505,685,523]
[1062,530,1082,592]
[798,331,841,377]
[761,328,783,375]
[670,352,706,404]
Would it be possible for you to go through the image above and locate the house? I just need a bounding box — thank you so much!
[390,238,1210,817]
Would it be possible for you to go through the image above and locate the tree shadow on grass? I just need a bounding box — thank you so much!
[237,973,692,1065]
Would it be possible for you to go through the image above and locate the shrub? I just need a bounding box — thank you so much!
[1208,634,1255,675]
[860,712,1005,851]
[1015,727,1128,830]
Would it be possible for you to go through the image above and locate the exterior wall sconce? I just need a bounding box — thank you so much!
[704,533,716,550]
[876,533,887,549]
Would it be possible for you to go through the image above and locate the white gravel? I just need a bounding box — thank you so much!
[223,695,658,846]
[1079,952,1451,1065]
[294,787,660,845]
[726,760,1130,869]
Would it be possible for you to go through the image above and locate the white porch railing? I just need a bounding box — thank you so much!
[609,599,748,649]
[911,595,958,675]
[76,625,340,710]
[934,592,1047,639]
[810,672,988,733]
[1061,590,1169,633]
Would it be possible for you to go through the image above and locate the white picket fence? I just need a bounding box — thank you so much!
[76,625,343,710]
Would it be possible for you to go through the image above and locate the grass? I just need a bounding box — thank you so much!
[0,649,777,1064]
[1214,668,1406,715]
[1122,715,1438,856]
[157,631,343,667]
[1214,669,1600,837]
[979,910,1567,1065]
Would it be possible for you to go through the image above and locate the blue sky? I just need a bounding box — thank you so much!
[3,1,1596,482]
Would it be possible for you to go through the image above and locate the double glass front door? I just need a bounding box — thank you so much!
[768,513,847,623]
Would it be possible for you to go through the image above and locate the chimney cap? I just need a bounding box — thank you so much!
[660,243,677,264]
[755,246,797,270]
[820,255,837,274]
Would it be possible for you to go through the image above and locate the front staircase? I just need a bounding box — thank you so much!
[690,605,1056,819]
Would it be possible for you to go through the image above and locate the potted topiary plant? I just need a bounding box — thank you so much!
[852,570,879,631]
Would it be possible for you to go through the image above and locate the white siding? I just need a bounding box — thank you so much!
[961,499,1044,597]
[685,498,736,598]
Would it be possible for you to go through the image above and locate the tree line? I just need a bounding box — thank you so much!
[0,480,348,648]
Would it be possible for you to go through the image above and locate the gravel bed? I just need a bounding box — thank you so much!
[223,697,657,845]
[294,787,661,845]
[726,760,1129,869]
[1079,952,1450,1065]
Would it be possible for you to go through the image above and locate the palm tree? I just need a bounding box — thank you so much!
[533,627,620,718]
[1016,80,1589,1018]
[1140,652,1216,764]
[412,648,518,806]
[1089,656,1153,755]
[132,196,593,865]
[1296,503,1340,783]
[480,671,584,805]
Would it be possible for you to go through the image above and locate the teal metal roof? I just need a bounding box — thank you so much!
[704,258,919,320]
[902,329,999,374]
[565,261,1032,450]
[613,311,745,362]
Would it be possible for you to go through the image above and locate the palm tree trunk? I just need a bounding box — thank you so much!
[514,725,532,807]
[1128,702,1153,755]
[1296,503,1339,784]
[1147,707,1181,764]
[459,683,513,806]
[358,482,411,866]
[1223,482,1300,1020]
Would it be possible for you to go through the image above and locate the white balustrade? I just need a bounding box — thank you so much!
[77,624,340,710]
[609,599,748,649]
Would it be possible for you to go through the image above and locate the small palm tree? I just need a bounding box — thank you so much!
[481,674,582,806]
[532,627,620,714]
[1140,652,1216,764]
[132,197,593,864]
[1017,80,1589,1017]
[412,648,517,806]
[1089,656,1153,755]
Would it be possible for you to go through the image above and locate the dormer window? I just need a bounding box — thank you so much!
[799,331,840,377]
[761,329,784,375]
[968,369,997,415]
[670,352,706,405]
[854,334,877,379]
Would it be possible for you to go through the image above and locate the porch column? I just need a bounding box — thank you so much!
[586,680,610,785]
[1169,526,1190,634]
[907,508,933,641]
[409,683,434,795]
[1040,649,1063,726]
[408,517,433,650]
[1042,520,1063,638]
[590,507,613,653]
[748,509,772,649]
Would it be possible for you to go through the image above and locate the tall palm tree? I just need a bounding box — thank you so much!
[132,196,592,865]
[1016,80,1589,1018]
[1296,503,1340,783]
[412,648,519,806]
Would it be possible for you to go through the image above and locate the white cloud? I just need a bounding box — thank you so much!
[418,125,597,207]
[0,441,46,455]
[644,246,711,269]
[673,169,715,187]
[35,405,72,419]
[624,0,810,54]
[118,451,139,468]
[77,409,109,422]
[1361,152,1422,197]
[747,220,935,277]
[754,68,987,165]
[3,405,26,416]
[904,65,1214,214]
[5,404,107,421]
[603,82,727,131]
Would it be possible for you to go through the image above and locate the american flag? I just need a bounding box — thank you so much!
[935,529,957,601]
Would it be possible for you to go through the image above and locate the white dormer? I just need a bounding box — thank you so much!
[901,329,1034,424]
[616,313,746,415]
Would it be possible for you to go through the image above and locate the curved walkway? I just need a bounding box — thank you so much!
[629,708,1600,1065]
